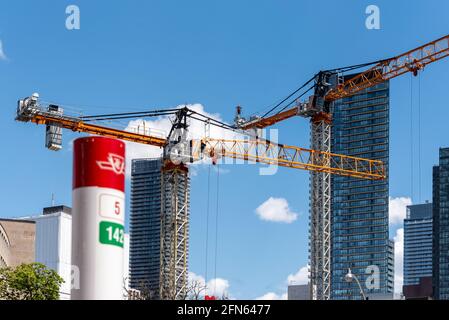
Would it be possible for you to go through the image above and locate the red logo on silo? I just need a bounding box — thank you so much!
[73,137,125,192]
[97,153,125,175]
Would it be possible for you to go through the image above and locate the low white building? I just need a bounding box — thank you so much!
[30,206,73,300]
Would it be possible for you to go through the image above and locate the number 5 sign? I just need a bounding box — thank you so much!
[99,193,125,222]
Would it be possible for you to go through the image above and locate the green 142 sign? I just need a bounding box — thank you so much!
[99,221,125,248]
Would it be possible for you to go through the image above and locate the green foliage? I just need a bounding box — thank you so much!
[0,262,64,300]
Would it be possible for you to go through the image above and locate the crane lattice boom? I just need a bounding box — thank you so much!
[193,138,384,180]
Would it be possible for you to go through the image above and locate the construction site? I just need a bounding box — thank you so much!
[13,33,449,300]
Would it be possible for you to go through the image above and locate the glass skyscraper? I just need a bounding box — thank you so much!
[330,78,393,299]
[433,148,449,300]
[129,158,163,298]
[403,203,433,286]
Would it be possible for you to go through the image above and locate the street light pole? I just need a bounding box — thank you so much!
[345,268,367,300]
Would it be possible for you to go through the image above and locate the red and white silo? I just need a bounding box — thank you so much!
[71,137,126,300]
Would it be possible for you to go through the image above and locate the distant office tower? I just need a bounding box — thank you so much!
[330,78,391,299]
[30,205,72,300]
[0,219,35,267]
[129,158,190,300]
[433,147,449,300]
[403,203,433,287]
[129,158,163,297]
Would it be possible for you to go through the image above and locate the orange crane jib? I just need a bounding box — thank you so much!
[32,114,167,147]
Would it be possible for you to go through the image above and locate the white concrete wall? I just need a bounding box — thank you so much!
[123,234,130,297]
[33,212,72,300]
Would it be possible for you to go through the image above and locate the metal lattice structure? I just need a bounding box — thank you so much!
[193,138,385,180]
[309,113,332,300]
[159,161,190,300]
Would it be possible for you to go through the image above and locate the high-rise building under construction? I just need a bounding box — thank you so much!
[330,78,393,299]
[129,158,190,300]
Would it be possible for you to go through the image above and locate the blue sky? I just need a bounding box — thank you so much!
[1,0,449,299]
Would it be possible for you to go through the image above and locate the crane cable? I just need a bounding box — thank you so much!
[418,73,422,202]
[204,119,212,292]
[213,163,220,296]
[260,75,316,119]
[410,71,423,203]
[410,73,414,202]
[204,161,221,297]
[204,163,211,289]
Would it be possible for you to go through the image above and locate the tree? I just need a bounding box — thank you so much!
[0,263,64,300]
[186,279,207,300]
[122,277,208,300]
[123,278,158,300]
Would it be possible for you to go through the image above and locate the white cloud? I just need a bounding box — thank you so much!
[393,228,404,297]
[207,278,230,299]
[123,103,241,176]
[0,40,6,60]
[389,196,412,226]
[255,197,298,224]
[188,272,231,299]
[388,197,410,297]
[255,264,309,300]
[255,292,288,300]
[287,265,309,285]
